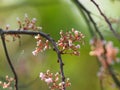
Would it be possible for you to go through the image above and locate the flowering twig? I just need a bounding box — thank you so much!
[72,0,94,37]
[90,38,120,88]
[90,0,120,87]
[0,32,18,90]
[73,0,104,40]
[73,0,120,89]
[90,0,120,41]
[39,70,71,90]
[57,29,84,56]
[0,75,15,89]
[0,29,66,90]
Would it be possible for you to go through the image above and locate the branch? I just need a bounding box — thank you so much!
[0,29,66,90]
[73,0,104,40]
[90,0,120,41]
[73,0,120,88]
[105,61,120,88]
[0,32,18,90]
[72,0,94,37]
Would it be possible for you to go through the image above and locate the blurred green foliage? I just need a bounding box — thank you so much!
[0,0,120,90]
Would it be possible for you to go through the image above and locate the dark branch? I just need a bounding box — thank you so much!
[91,0,120,41]
[73,0,120,88]
[89,0,120,87]
[0,29,66,90]
[105,61,120,88]
[0,32,18,90]
[73,0,104,40]
[72,0,94,37]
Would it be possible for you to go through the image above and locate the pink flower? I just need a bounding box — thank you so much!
[106,41,119,64]
[45,78,53,84]
[39,72,45,80]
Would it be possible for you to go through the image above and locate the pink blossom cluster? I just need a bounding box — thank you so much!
[90,38,120,68]
[32,34,51,56]
[39,70,71,90]
[90,38,120,88]
[0,75,14,89]
[57,28,85,55]
[5,24,20,42]
[16,14,42,30]
[4,14,42,42]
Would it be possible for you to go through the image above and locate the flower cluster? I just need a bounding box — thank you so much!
[5,24,21,42]
[4,14,42,42]
[0,75,15,89]
[16,14,42,31]
[32,34,51,56]
[90,38,120,88]
[57,28,85,56]
[39,70,71,90]
[89,38,120,68]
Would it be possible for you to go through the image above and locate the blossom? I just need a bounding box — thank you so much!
[0,75,14,89]
[39,72,45,80]
[90,38,120,68]
[89,38,104,56]
[57,28,84,55]
[45,78,53,84]
[106,41,119,64]
[32,34,51,56]
[39,70,71,90]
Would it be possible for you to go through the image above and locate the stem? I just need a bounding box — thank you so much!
[105,60,120,88]
[0,34,18,90]
[91,0,120,41]
[73,0,104,40]
[0,29,66,90]
[72,0,94,37]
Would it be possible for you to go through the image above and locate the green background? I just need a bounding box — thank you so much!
[0,0,120,90]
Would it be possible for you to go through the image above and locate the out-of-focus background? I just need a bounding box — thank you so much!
[0,0,120,90]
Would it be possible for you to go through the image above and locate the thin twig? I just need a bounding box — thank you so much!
[90,0,120,41]
[73,0,104,40]
[72,0,94,37]
[0,29,66,90]
[73,0,120,88]
[104,60,120,88]
[0,32,18,90]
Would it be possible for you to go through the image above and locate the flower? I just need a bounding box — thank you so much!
[39,72,45,80]
[106,41,119,64]
[57,28,84,55]
[45,78,53,84]
[39,70,71,90]
[90,38,120,68]
[32,34,51,56]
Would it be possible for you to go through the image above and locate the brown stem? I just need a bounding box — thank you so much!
[73,0,104,40]
[0,33,18,90]
[91,0,120,41]
[0,29,66,90]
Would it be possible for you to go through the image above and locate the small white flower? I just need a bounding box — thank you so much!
[74,30,79,36]
[32,18,37,23]
[76,44,80,49]
[39,72,45,80]
[6,24,10,28]
[68,40,73,47]
[60,30,63,35]
[28,23,33,28]
[45,78,53,84]
[32,50,37,56]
